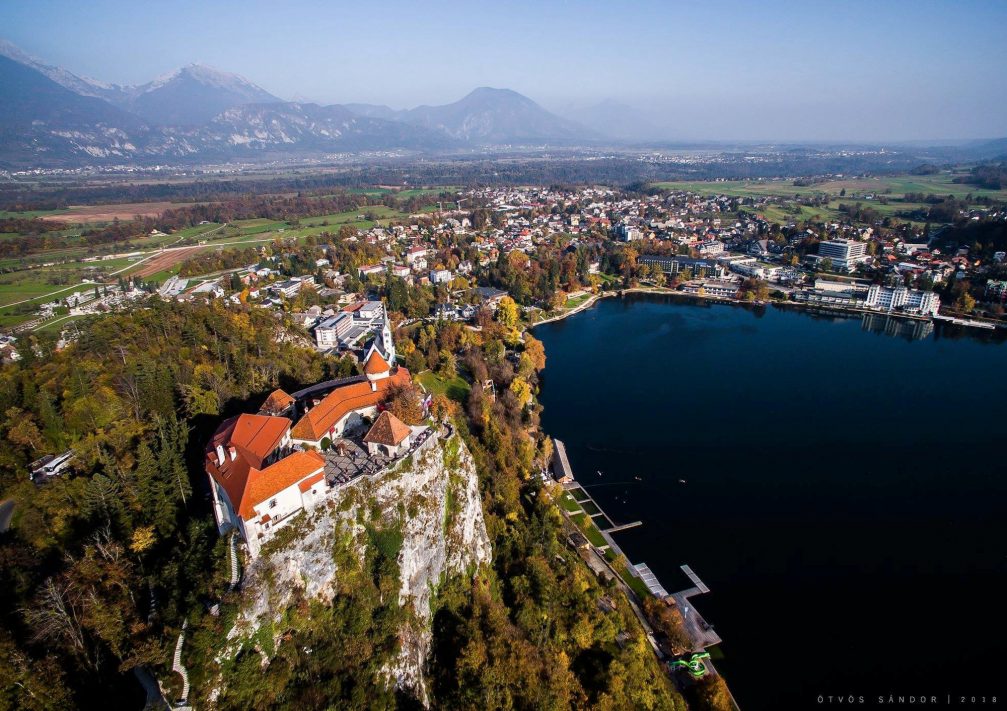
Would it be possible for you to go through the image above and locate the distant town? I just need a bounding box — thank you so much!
[3,174,1005,364]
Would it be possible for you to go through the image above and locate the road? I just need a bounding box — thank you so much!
[0,499,14,533]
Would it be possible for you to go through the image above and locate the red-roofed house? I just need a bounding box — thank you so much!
[289,367,410,447]
[206,411,328,557]
[259,388,295,417]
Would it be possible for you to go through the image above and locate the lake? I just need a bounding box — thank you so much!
[535,294,1006,709]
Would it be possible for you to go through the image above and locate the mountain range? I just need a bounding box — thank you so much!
[0,40,603,168]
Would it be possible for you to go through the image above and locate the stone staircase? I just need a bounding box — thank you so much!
[227,530,241,591]
[171,619,190,707]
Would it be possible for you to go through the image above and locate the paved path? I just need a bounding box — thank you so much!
[172,619,190,705]
[0,499,14,533]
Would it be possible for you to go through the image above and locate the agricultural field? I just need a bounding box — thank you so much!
[131,246,206,278]
[655,172,1007,227]
[653,172,1007,202]
[36,201,202,224]
[0,209,70,219]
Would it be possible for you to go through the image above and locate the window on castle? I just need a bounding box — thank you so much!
[269,499,277,508]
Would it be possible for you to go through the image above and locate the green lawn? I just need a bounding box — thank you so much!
[564,293,592,309]
[618,564,652,600]
[0,209,70,219]
[571,512,608,548]
[558,492,584,513]
[417,370,471,403]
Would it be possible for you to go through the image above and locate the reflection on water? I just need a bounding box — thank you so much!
[860,312,934,341]
[536,294,1007,708]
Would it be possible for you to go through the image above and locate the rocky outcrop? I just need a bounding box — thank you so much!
[220,432,490,705]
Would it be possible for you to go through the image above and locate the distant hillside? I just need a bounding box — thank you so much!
[0,54,149,165]
[0,38,123,102]
[400,87,600,145]
[179,102,460,155]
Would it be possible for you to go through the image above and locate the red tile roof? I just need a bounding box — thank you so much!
[364,349,390,374]
[240,450,325,519]
[297,471,325,493]
[260,389,294,415]
[363,411,411,446]
[289,367,411,443]
[228,413,291,468]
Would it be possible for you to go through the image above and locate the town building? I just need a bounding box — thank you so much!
[985,280,1007,303]
[697,240,725,256]
[269,279,306,298]
[864,284,940,316]
[315,313,353,349]
[817,239,869,272]
[430,269,452,284]
[639,255,726,279]
[680,280,740,298]
[363,410,413,458]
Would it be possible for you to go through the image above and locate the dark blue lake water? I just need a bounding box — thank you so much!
[535,294,1006,710]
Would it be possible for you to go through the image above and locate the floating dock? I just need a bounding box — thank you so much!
[635,563,670,597]
[934,313,997,330]
[681,564,710,593]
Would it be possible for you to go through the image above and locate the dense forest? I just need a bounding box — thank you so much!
[0,302,332,708]
[955,162,1007,190]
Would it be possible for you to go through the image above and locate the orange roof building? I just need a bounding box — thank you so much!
[259,388,295,416]
[204,414,326,555]
[364,348,390,377]
[290,366,410,445]
[363,411,413,457]
[204,311,411,559]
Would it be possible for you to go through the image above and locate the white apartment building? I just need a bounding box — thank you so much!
[698,240,725,256]
[314,313,353,349]
[865,285,940,316]
[818,239,869,271]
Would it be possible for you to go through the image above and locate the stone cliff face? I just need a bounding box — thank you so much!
[217,431,491,705]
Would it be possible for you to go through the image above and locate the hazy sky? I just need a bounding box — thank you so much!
[2,0,1005,141]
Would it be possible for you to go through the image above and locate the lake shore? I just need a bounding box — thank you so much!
[530,284,1007,334]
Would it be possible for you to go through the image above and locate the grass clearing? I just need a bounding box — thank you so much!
[564,293,592,309]
[0,209,71,219]
[417,370,471,403]
[558,492,584,513]
[618,564,652,599]
[571,512,608,548]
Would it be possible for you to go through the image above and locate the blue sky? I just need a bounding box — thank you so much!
[2,0,1005,141]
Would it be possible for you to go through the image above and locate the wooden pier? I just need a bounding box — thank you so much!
[934,313,997,330]
[681,564,710,593]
